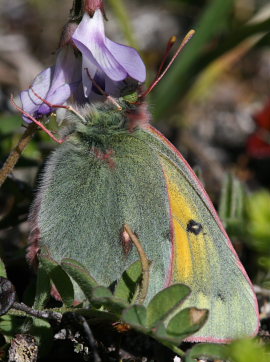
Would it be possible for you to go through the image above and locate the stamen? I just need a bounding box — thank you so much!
[141,29,196,98]
[10,95,65,144]
[85,68,122,111]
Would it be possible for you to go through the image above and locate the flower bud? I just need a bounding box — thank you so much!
[85,0,106,18]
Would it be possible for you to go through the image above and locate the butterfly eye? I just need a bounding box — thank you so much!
[186,220,203,235]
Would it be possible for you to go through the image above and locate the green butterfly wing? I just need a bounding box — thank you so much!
[31,113,259,342]
[140,125,259,342]
[34,131,172,301]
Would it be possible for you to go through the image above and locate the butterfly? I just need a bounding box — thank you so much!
[13,30,258,343]
[23,89,259,342]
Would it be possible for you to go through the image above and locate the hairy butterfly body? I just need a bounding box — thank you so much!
[29,99,259,342]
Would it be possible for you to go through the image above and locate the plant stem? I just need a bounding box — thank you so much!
[11,302,62,322]
[70,0,84,20]
[68,313,101,362]
[9,306,117,320]
[0,123,38,188]
[163,342,185,357]
[124,224,150,304]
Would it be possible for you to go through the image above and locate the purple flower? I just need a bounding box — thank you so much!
[72,9,146,98]
[20,46,81,122]
[19,8,146,122]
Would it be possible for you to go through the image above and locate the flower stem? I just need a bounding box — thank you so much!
[107,0,138,48]
[70,0,84,20]
[162,342,185,358]
[0,123,38,188]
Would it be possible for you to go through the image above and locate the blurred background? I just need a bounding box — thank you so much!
[0,0,270,335]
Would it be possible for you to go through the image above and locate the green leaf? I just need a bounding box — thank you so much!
[30,318,53,357]
[92,286,113,299]
[0,115,22,134]
[91,286,128,316]
[150,308,207,346]
[39,256,74,307]
[0,315,22,341]
[247,190,270,252]
[122,305,148,332]
[146,284,190,328]
[153,322,182,345]
[61,258,98,302]
[33,264,51,310]
[185,343,229,362]
[228,338,270,362]
[114,260,142,303]
[167,307,208,339]
[0,258,7,278]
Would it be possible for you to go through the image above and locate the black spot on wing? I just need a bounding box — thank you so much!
[187,219,203,235]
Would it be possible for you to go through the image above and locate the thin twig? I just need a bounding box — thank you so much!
[124,224,150,304]
[162,342,185,358]
[0,123,38,188]
[66,313,101,362]
[12,302,62,323]
[81,317,101,362]
[8,306,105,320]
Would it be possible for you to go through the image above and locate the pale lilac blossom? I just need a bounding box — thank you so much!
[72,10,146,97]
[20,46,81,122]
[19,8,146,122]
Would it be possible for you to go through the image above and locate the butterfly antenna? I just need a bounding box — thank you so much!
[10,95,64,144]
[30,87,87,124]
[156,35,177,79]
[141,29,196,98]
[85,68,122,111]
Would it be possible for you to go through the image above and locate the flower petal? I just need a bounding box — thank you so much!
[81,56,97,97]
[20,66,53,122]
[73,11,146,82]
[72,11,127,81]
[105,38,146,82]
[48,47,82,99]
[38,83,72,115]
[104,76,123,98]
[75,38,127,81]
[73,10,105,46]
[20,46,82,122]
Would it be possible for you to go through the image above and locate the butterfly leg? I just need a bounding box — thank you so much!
[10,95,65,144]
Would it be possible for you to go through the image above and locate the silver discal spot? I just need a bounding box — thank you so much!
[186,219,203,236]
